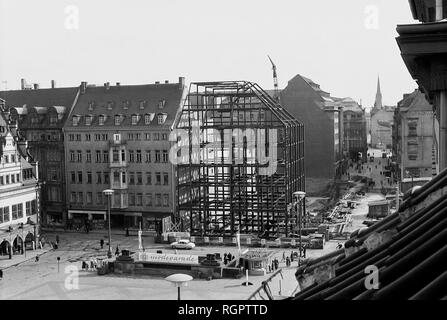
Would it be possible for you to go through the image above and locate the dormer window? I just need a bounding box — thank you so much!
[98,115,105,126]
[72,115,80,126]
[144,113,154,124]
[85,115,93,126]
[114,115,121,126]
[123,100,130,110]
[157,113,167,125]
[158,100,166,109]
[131,114,138,125]
[49,114,57,125]
[139,100,147,110]
[88,101,95,111]
[107,101,114,110]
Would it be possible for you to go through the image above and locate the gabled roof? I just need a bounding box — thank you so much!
[292,168,447,300]
[66,83,185,128]
[0,87,78,109]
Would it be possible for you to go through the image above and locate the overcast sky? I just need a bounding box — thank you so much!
[0,0,417,109]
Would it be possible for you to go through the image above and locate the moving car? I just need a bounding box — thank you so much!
[170,239,195,250]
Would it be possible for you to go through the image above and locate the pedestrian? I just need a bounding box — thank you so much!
[275,258,279,270]
[126,228,130,237]
[228,253,232,261]
[303,245,307,258]
[100,239,104,249]
[115,245,119,256]
[286,257,290,267]
[224,255,228,265]
[90,260,94,269]
[282,251,286,262]
[290,251,294,262]
[56,235,60,245]
[268,264,271,273]
[35,255,39,262]
[271,261,275,271]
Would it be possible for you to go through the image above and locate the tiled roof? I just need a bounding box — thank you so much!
[0,87,78,109]
[292,168,447,300]
[66,83,184,128]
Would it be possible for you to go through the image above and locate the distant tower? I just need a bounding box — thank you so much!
[374,76,383,110]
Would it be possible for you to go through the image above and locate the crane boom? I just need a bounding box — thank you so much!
[267,55,279,102]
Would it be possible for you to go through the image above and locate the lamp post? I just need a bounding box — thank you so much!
[103,189,114,258]
[293,191,306,267]
[165,274,193,300]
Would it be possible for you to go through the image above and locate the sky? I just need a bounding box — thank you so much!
[0,0,418,110]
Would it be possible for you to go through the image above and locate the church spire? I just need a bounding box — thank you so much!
[374,76,383,110]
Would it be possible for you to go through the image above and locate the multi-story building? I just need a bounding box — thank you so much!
[176,81,304,237]
[0,81,79,225]
[334,97,368,161]
[0,99,38,258]
[396,0,447,173]
[370,77,396,149]
[280,74,344,195]
[63,79,186,230]
[393,90,435,190]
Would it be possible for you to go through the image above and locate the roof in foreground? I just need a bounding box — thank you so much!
[292,168,447,300]
[0,87,78,109]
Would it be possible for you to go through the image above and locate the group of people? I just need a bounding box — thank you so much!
[81,258,100,271]
[223,252,234,265]
[269,258,279,272]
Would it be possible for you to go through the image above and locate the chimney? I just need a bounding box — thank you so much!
[165,80,169,84]
[155,81,160,84]
[105,82,110,90]
[51,80,56,88]
[21,78,26,90]
[33,83,39,90]
[80,81,87,94]
[116,82,120,87]
[179,76,185,89]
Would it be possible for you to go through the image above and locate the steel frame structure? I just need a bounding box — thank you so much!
[175,81,304,237]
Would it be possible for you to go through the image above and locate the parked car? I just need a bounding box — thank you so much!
[170,239,195,250]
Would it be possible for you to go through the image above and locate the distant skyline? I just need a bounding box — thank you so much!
[1,0,418,109]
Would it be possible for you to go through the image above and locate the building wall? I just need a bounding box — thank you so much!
[371,108,395,148]
[280,75,336,195]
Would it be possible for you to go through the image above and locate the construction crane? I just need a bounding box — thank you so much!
[268,55,279,103]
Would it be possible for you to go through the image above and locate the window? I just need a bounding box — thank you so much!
[121,150,126,162]
[163,194,169,207]
[26,201,31,216]
[0,176,3,185]
[113,150,119,162]
[18,203,23,218]
[103,150,109,163]
[158,100,165,109]
[113,171,120,184]
[408,119,418,137]
[129,193,135,206]
[155,172,161,185]
[11,155,15,163]
[71,192,77,203]
[12,204,18,220]
[2,206,10,222]
[102,133,108,141]
[155,194,162,207]
[50,114,58,125]
[11,174,15,183]
[78,171,83,183]
[97,192,103,205]
[107,101,114,110]
[104,172,110,184]
[87,172,92,184]
[72,116,80,126]
[145,194,153,206]
[146,172,152,185]
[87,192,93,204]
[70,150,75,162]
[31,200,36,216]
[122,172,126,184]
[155,150,161,163]
[136,150,142,163]
[16,173,20,182]
[96,172,102,184]
[69,134,75,141]
[97,115,105,126]
[163,172,169,185]
[129,150,135,163]
[47,169,58,181]
[162,150,168,163]
[162,133,168,140]
[76,134,81,141]
[77,192,83,203]
[85,116,92,126]
[129,172,135,185]
[145,115,151,125]
[145,150,151,163]
[95,134,101,141]
[88,101,95,111]
[137,172,142,185]
[153,133,160,141]
[71,171,76,183]
[135,133,141,141]
[86,150,91,163]
[136,193,143,206]
[77,150,82,162]
[145,133,151,140]
[115,115,121,126]
[139,101,146,110]
[6,175,9,184]
[157,114,165,124]
[96,150,101,162]
[131,115,138,125]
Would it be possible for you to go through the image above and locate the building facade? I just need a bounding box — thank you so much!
[63,79,186,231]
[396,0,447,173]
[0,100,38,258]
[280,74,344,195]
[334,97,367,161]
[393,90,435,182]
[0,83,79,226]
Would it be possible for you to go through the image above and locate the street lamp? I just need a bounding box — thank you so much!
[103,189,114,259]
[165,273,193,300]
[293,191,306,267]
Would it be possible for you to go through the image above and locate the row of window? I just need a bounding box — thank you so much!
[0,201,36,224]
[69,192,169,207]
[87,99,166,111]
[70,171,169,185]
[72,113,168,126]
[0,173,21,185]
[1,154,19,165]
[69,149,169,163]
[67,132,168,142]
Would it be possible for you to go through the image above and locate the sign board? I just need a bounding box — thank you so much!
[232,237,237,244]
[204,237,209,243]
[246,238,251,245]
[218,237,223,243]
[135,252,199,265]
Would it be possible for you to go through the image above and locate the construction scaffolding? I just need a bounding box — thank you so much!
[174,81,304,238]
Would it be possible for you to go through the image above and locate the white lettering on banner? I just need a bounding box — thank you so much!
[135,252,199,265]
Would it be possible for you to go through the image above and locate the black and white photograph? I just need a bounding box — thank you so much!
[0,0,446,309]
